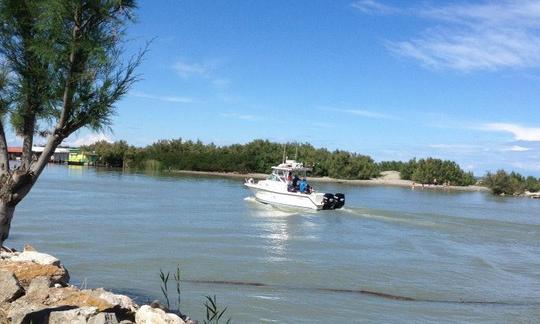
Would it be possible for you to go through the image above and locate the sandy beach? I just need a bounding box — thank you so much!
[168,170,489,192]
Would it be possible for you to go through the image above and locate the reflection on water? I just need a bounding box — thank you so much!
[10,165,540,323]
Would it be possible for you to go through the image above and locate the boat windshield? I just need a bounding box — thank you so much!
[268,169,288,183]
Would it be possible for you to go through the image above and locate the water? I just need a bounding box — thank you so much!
[9,165,540,323]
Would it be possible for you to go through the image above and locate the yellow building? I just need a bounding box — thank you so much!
[68,148,98,165]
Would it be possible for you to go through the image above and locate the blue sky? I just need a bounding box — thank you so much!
[27,1,540,175]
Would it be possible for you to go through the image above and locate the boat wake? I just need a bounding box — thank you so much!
[338,207,441,228]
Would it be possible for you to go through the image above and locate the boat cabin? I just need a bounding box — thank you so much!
[269,160,312,184]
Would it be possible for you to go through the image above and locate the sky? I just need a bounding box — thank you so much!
[14,0,540,175]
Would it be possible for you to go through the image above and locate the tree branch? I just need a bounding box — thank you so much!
[0,120,9,175]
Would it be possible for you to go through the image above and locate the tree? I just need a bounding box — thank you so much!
[0,0,144,249]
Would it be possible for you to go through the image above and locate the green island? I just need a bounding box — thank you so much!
[81,139,540,197]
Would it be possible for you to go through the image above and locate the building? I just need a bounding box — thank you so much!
[7,146,71,164]
[32,146,70,163]
[7,147,22,161]
[68,148,98,165]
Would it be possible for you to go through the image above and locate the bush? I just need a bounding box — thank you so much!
[396,158,475,186]
[483,170,540,195]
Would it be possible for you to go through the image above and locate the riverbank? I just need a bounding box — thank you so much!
[0,245,196,324]
[168,169,489,192]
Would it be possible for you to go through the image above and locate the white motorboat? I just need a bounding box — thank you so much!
[244,160,345,210]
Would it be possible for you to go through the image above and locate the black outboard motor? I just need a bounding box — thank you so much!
[322,193,336,210]
[334,193,345,209]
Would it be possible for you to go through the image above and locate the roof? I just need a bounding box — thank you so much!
[32,146,70,153]
[8,146,71,154]
[8,147,22,154]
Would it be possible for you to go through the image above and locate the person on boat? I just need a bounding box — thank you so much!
[299,178,308,193]
[292,175,300,191]
[287,172,294,192]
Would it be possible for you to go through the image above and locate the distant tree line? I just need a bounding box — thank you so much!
[482,170,540,195]
[82,139,380,179]
[81,139,540,194]
[381,158,476,186]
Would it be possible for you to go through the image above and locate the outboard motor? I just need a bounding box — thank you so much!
[322,193,336,210]
[334,193,345,209]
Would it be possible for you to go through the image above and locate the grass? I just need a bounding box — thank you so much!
[159,265,231,323]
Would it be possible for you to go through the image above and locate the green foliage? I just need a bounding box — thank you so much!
[159,264,182,311]
[0,0,143,136]
[159,269,170,310]
[483,170,540,195]
[204,295,231,324]
[87,139,381,180]
[377,160,408,173]
[398,158,475,186]
[82,140,130,167]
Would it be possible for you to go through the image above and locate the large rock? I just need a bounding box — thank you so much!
[0,261,69,288]
[49,306,98,323]
[0,250,60,266]
[0,270,24,304]
[5,286,115,323]
[135,305,186,324]
[89,289,137,312]
[88,312,120,324]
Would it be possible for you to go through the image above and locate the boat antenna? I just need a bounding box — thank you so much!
[282,143,286,163]
[295,144,298,160]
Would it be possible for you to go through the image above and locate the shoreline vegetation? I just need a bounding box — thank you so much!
[81,139,540,197]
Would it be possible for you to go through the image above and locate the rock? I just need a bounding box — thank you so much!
[49,306,99,324]
[0,261,69,288]
[5,298,51,324]
[150,300,168,311]
[0,270,24,303]
[0,250,60,266]
[0,308,7,324]
[135,305,186,324]
[119,321,135,324]
[91,289,138,312]
[23,244,36,252]
[88,312,120,324]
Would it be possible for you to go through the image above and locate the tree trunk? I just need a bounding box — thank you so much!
[0,202,15,247]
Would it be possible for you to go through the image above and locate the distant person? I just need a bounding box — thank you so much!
[292,175,300,190]
[299,178,308,193]
[287,172,293,184]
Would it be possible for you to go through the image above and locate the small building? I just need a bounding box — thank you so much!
[7,146,72,164]
[68,148,98,166]
[7,147,22,161]
[32,146,70,163]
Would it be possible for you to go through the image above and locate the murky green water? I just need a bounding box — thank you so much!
[9,165,540,323]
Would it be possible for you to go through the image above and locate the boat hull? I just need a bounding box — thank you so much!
[245,184,323,210]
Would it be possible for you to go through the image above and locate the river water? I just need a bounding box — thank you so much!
[9,165,540,323]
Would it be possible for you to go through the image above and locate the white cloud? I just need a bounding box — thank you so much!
[350,0,399,15]
[220,113,260,121]
[428,144,479,149]
[504,145,531,152]
[173,60,212,78]
[482,123,540,141]
[371,1,540,71]
[131,91,195,103]
[69,133,113,146]
[335,108,394,119]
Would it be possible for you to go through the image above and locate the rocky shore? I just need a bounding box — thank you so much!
[0,245,195,324]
